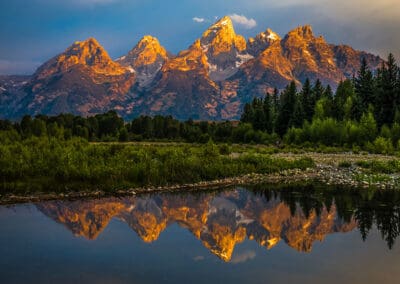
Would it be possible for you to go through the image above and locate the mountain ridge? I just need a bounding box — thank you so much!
[0,16,383,120]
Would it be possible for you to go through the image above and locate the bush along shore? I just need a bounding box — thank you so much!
[1,137,400,204]
[0,137,314,198]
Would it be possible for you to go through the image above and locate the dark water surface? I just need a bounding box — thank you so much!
[1,185,400,284]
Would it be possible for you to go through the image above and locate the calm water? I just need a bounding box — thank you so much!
[1,185,400,284]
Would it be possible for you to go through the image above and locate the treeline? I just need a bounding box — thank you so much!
[242,54,400,152]
[0,111,276,144]
[255,185,400,249]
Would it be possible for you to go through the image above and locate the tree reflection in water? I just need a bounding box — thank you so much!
[35,184,400,261]
[253,184,400,249]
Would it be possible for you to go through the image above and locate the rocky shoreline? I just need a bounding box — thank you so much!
[1,159,399,205]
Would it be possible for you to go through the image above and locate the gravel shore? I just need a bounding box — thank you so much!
[0,153,399,205]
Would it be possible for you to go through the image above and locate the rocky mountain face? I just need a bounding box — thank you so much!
[36,190,356,262]
[117,35,170,87]
[225,25,382,105]
[2,38,136,118]
[200,16,251,81]
[133,39,221,120]
[0,75,30,118]
[0,16,383,120]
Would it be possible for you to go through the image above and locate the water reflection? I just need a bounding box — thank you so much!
[31,185,400,262]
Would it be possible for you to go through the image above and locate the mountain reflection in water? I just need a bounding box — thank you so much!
[34,186,400,262]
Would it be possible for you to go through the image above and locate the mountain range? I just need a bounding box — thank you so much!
[0,16,383,120]
[36,190,356,262]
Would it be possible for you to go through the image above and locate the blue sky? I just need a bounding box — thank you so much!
[0,0,399,75]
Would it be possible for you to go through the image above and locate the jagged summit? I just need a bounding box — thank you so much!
[201,16,246,55]
[0,20,384,121]
[34,37,129,80]
[62,37,114,67]
[212,16,233,27]
[264,28,280,41]
[119,35,169,65]
[117,35,170,86]
[139,35,160,43]
[203,16,235,37]
[130,35,163,53]
[247,28,281,56]
[287,25,315,39]
[162,39,209,73]
[73,37,100,46]
[21,37,135,118]
[198,16,250,81]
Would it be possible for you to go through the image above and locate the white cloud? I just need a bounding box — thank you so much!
[193,255,205,261]
[229,14,257,29]
[231,250,256,264]
[193,17,205,23]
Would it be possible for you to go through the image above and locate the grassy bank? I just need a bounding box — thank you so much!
[0,137,314,192]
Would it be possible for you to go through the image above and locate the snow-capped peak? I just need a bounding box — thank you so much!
[211,16,233,29]
[267,31,279,41]
[264,29,280,41]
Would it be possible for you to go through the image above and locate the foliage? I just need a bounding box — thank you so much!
[356,160,400,174]
[0,54,399,153]
[241,54,400,151]
[0,137,314,189]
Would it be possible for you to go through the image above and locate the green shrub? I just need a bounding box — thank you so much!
[373,137,394,154]
[0,136,316,190]
[218,144,231,155]
[356,160,400,174]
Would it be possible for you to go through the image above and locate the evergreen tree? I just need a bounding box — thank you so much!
[312,79,324,107]
[291,97,305,128]
[300,78,313,121]
[272,88,280,131]
[276,81,297,136]
[118,127,129,142]
[253,104,266,131]
[396,58,400,109]
[263,94,273,133]
[391,122,400,146]
[323,85,334,118]
[20,115,33,138]
[31,118,47,137]
[334,80,355,121]
[351,92,363,121]
[352,57,376,121]
[355,57,375,111]
[272,88,279,112]
[376,54,399,127]
[241,103,254,124]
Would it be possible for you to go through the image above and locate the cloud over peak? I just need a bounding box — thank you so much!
[193,17,205,23]
[229,14,257,29]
